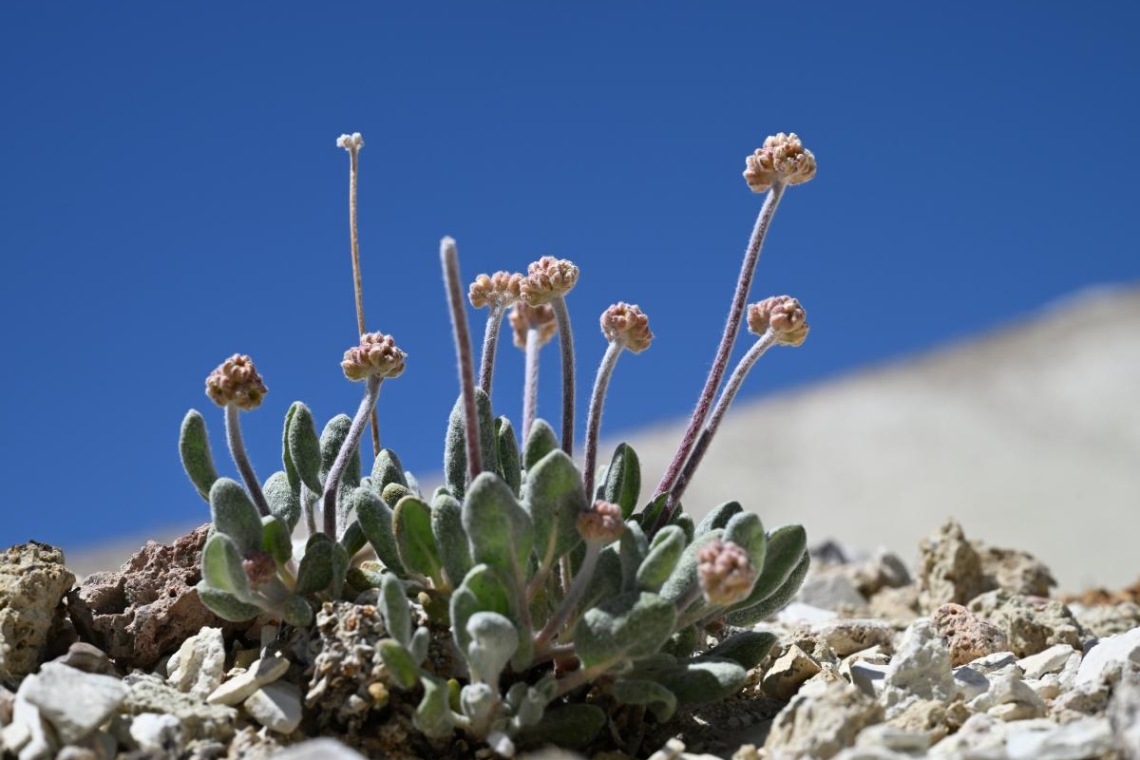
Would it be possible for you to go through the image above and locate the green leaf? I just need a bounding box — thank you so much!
[282,596,313,627]
[414,675,455,739]
[394,496,443,582]
[353,487,405,575]
[522,450,587,569]
[381,483,412,506]
[672,510,695,543]
[379,639,419,690]
[494,416,522,497]
[695,501,743,537]
[636,525,686,593]
[295,533,336,595]
[462,472,533,576]
[663,625,700,658]
[465,612,518,687]
[371,448,407,491]
[179,410,218,501]
[727,524,807,614]
[580,544,623,612]
[659,529,722,605]
[201,533,249,596]
[410,626,430,665]
[574,591,677,669]
[726,550,810,626]
[637,492,669,532]
[724,512,766,584]
[443,389,497,499]
[522,418,558,471]
[281,402,301,495]
[619,522,649,592]
[655,658,748,707]
[330,542,349,599]
[196,582,262,622]
[702,631,778,670]
[380,574,412,647]
[285,402,322,495]
[209,478,263,554]
[602,443,641,519]
[261,515,293,565]
[430,491,471,589]
[263,471,301,532]
[340,521,367,558]
[610,679,677,722]
[451,564,513,656]
[516,703,606,749]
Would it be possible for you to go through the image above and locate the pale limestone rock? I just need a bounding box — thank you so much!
[1005,717,1114,760]
[968,665,1046,721]
[1018,643,1078,680]
[848,661,889,698]
[968,590,1085,658]
[762,645,821,702]
[917,520,986,613]
[21,662,126,744]
[1074,626,1140,690]
[764,679,884,760]
[881,619,955,717]
[799,572,867,611]
[0,543,75,682]
[928,712,1010,756]
[272,738,369,760]
[206,654,290,705]
[243,681,302,734]
[814,619,895,658]
[1109,671,1140,760]
[952,665,989,702]
[167,626,226,699]
[120,672,236,743]
[854,723,930,753]
[128,712,183,754]
[966,651,1018,673]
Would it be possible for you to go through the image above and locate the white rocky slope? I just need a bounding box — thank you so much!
[617,284,1140,591]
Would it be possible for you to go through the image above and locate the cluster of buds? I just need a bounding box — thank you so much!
[509,303,558,348]
[577,500,626,544]
[747,296,809,347]
[206,354,268,410]
[697,539,756,606]
[743,132,817,192]
[341,332,407,381]
[468,271,523,310]
[336,132,364,152]
[520,256,579,305]
[600,302,653,353]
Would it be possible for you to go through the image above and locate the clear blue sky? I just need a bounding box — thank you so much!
[2,4,1137,550]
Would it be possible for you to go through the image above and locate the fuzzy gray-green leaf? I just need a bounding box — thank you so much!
[320,414,360,490]
[462,472,533,575]
[516,703,606,749]
[726,549,810,626]
[196,582,262,622]
[619,521,649,592]
[379,639,419,690]
[394,496,443,583]
[522,449,587,568]
[658,529,722,604]
[443,389,497,499]
[414,675,455,739]
[724,512,766,582]
[522,419,558,471]
[702,631,778,670]
[209,478,263,554]
[261,515,293,565]
[494,416,522,496]
[286,402,322,494]
[451,564,513,655]
[465,612,518,687]
[295,533,335,595]
[580,544,623,612]
[353,487,405,576]
[282,596,314,627]
[695,501,743,537]
[180,409,218,501]
[340,521,366,557]
[431,490,471,588]
[263,471,301,532]
[574,591,677,669]
[202,533,249,596]
[611,679,677,722]
[380,573,412,647]
[655,658,748,707]
[371,448,407,491]
[602,443,641,518]
[281,402,300,495]
[636,525,686,593]
[728,524,806,613]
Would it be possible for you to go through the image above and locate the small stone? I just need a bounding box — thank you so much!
[168,627,226,699]
[1073,601,1140,638]
[917,520,986,613]
[51,643,117,678]
[928,712,1008,757]
[206,655,290,705]
[814,619,895,657]
[54,748,96,760]
[968,666,1045,719]
[129,712,183,753]
[799,572,867,611]
[1018,643,1078,680]
[847,550,912,598]
[1109,672,1140,760]
[968,590,1086,658]
[854,723,930,753]
[867,585,920,623]
[885,698,959,745]
[244,682,302,734]
[1052,685,1109,721]
[881,619,956,717]
[764,679,884,759]
[0,542,75,681]
[989,701,1045,721]
[973,542,1056,598]
[647,738,686,760]
[1,720,31,755]
[1074,626,1140,690]
[121,673,236,743]
[10,680,53,760]
[22,663,127,744]
[762,645,822,701]
[848,660,890,698]
[952,666,990,702]
[830,749,912,760]
[271,738,369,760]
[1005,717,1113,759]
[1027,675,1062,701]
[967,651,1019,673]
[931,603,1009,666]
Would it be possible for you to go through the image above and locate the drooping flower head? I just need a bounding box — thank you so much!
[600,302,653,353]
[697,539,756,606]
[469,271,523,310]
[509,302,558,349]
[747,296,809,347]
[520,256,579,306]
[206,354,268,411]
[342,332,407,381]
[743,133,817,193]
[577,500,625,544]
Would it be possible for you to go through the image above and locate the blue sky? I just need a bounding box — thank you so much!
[1,3,1137,550]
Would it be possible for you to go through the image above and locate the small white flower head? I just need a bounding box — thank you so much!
[336,132,365,152]
[697,539,756,606]
[469,271,524,310]
[342,332,407,381]
[743,132,816,193]
[747,296,809,347]
[600,302,653,353]
[520,256,579,306]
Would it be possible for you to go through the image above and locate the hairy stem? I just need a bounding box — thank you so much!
[478,305,507,398]
[346,146,380,458]
[668,331,777,508]
[582,340,624,500]
[522,327,541,441]
[323,375,382,538]
[551,295,576,456]
[653,182,786,529]
[225,404,271,517]
[534,541,601,652]
[442,237,482,481]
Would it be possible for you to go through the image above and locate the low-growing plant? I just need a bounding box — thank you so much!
[178,131,818,755]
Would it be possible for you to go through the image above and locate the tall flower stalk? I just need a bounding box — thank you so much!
[442,237,483,483]
[206,354,272,517]
[520,257,580,455]
[469,271,523,398]
[510,302,557,441]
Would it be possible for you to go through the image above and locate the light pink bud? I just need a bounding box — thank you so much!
[520,256,579,306]
[600,302,653,353]
[468,271,524,310]
[747,296,809,347]
[509,302,558,350]
[697,539,756,606]
[743,132,817,193]
[341,332,407,381]
[206,354,268,411]
[577,500,625,544]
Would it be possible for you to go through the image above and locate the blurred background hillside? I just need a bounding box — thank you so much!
[2,4,1137,589]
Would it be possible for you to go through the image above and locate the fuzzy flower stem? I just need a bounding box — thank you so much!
[551,295,576,456]
[582,340,624,500]
[323,375,382,538]
[533,541,602,654]
[668,330,777,509]
[554,661,612,699]
[654,182,786,529]
[478,305,507,398]
[344,143,380,458]
[522,328,541,441]
[442,237,483,481]
[224,404,271,517]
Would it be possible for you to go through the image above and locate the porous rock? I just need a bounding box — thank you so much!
[927,712,1010,757]
[1018,643,1078,680]
[881,619,956,717]
[0,542,75,681]
[67,525,243,670]
[846,549,912,599]
[813,619,895,658]
[968,589,1085,658]
[931,603,1009,666]
[272,739,369,760]
[21,662,126,745]
[306,602,394,730]
[129,712,183,754]
[916,520,986,613]
[764,678,885,759]
[1073,601,1140,638]
[972,542,1056,598]
[968,665,1046,721]
[121,672,236,743]
[762,644,821,701]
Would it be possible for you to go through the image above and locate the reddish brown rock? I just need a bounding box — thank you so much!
[931,603,1010,667]
[67,525,245,669]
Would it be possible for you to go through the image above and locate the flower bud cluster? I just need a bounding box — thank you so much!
[747,296,809,347]
[743,132,817,193]
[600,302,653,353]
[341,332,407,381]
[509,303,558,349]
[577,500,625,544]
[336,132,364,151]
[697,539,756,606]
[469,271,523,310]
[206,354,268,410]
[520,256,579,306]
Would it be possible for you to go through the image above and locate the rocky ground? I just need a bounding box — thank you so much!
[1,519,1138,760]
